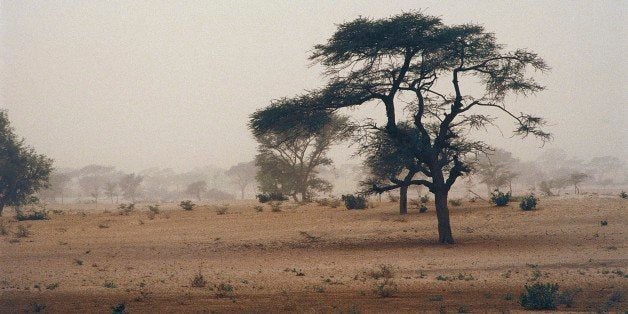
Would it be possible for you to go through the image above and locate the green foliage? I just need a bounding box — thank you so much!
[215,283,234,298]
[519,194,538,211]
[256,192,288,203]
[342,194,367,210]
[490,189,511,206]
[620,191,627,199]
[179,200,195,211]
[111,303,126,314]
[519,282,559,310]
[0,110,53,213]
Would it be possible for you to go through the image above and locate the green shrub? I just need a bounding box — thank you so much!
[342,194,367,210]
[490,189,511,206]
[111,303,126,314]
[15,225,30,238]
[215,283,234,298]
[254,205,264,212]
[256,192,288,203]
[190,273,207,288]
[519,194,538,211]
[147,204,160,214]
[620,191,627,199]
[179,200,195,211]
[519,282,559,310]
[374,278,397,298]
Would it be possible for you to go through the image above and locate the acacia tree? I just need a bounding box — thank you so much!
[0,111,53,215]
[78,175,105,203]
[250,105,353,202]
[276,13,549,243]
[567,172,588,194]
[226,161,257,199]
[186,180,207,201]
[47,172,71,204]
[475,148,520,194]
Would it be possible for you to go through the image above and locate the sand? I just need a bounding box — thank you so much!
[1,196,626,312]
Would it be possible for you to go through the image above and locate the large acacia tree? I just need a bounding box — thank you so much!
[250,98,353,202]
[275,13,550,243]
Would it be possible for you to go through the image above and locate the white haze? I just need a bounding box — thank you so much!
[1,1,626,172]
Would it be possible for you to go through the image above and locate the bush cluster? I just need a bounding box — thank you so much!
[341,194,367,210]
[179,200,195,211]
[490,189,511,206]
[16,209,48,221]
[256,192,288,203]
[519,282,559,310]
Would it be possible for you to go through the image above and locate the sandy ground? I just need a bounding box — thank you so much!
[0,196,626,313]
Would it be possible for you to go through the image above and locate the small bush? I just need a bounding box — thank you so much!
[419,204,428,213]
[342,194,367,210]
[374,278,397,298]
[600,220,608,226]
[269,201,283,212]
[16,209,48,221]
[190,273,207,288]
[118,203,135,215]
[519,194,538,211]
[420,194,430,204]
[45,282,59,290]
[557,288,580,308]
[519,282,559,310]
[620,191,627,199]
[179,200,196,211]
[147,204,160,214]
[368,264,394,280]
[254,205,264,212]
[0,221,8,236]
[103,281,117,289]
[449,199,462,206]
[215,283,234,298]
[15,225,30,238]
[490,189,511,206]
[256,192,288,203]
[111,303,126,314]
[215,204,229,215]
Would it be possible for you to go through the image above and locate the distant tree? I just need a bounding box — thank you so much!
[277,12,549,243]
[567,172,588,194]
[475,148,520,194]
[226,161,257,199]
[104,182,119,203]
[0,110,53,215]
[186,180,207,201]
[78,175,105,203]
[119,173,143,202]
[46,172,71,204]
[250,109,353,202]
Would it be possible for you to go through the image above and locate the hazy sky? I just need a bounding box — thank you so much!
[1,1,626,172]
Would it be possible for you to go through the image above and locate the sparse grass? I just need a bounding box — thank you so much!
[118,203,135,215]
[519,282,559,310]
[435,273,474,281]
[45,282,59,290]
[420,194,430,203]
[215,204,229,215]
[147,204,160,214]
[313,285,325,293]
[387,193,399,203]
[373,278,397,298]
[449,199,462,206]
[557,288,580,308]
[215,282,234,298]
[254,205,264,212]
[428,294,444,301]
[179,200,195,211]
[190,273,207,288]
[367,264,394,280]
[74,259,84,266]
[0,221,9,236]
[103,281,117,289]
[15,225,30,238]
[269,201,283,212]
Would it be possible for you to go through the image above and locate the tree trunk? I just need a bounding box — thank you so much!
[434,190,454,244]
[399,185,408,215]
[0,203,4,217]
[241,187,245,199]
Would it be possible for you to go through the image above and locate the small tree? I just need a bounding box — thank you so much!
[0,110,53,215]
[186,181,207,201]
[119,173,143,202]
[567,172,588,194]
[226,161,256,199]
[104,182,119,204]
[250,110,353,202]
[47,172,71,204]
[78,175,105,203]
